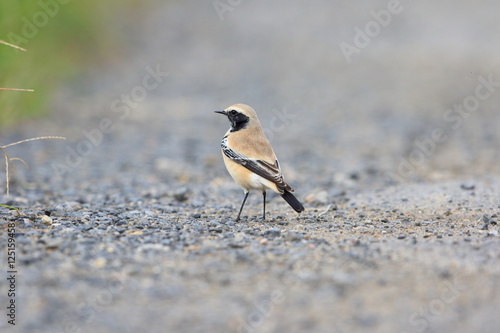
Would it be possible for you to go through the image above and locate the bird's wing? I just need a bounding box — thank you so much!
[222,138,290,191]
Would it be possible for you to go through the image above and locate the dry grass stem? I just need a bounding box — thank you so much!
[317,204,331,217]
[0,88,34,92]
[1,136,66,149]
[0,39,27,52]
[1,136,66,196]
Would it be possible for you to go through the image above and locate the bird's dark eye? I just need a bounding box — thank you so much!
[230,110,238,115]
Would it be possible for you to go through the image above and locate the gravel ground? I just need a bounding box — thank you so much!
[1,1,500,332]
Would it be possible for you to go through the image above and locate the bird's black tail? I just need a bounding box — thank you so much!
[281,190,305,213]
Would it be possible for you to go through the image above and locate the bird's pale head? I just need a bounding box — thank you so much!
[215,104,259,132]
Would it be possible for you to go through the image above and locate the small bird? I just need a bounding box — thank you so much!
[215,103,304,221]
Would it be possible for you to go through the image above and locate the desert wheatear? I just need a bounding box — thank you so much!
[215,103,304,221]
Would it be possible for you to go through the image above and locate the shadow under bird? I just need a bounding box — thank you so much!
[215,103,305,221]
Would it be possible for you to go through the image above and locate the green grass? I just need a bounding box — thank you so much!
[0,1,144,126]
[0,204,19,210]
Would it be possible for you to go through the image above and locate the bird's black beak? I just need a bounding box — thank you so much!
[214,110,227,116]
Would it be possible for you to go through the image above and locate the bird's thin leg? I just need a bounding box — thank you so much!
[236,191,249,221]
[262,190,266,221]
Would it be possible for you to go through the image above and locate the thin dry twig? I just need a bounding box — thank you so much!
[1,136,66,196]
[0,88,34,92]
[0,39,27,52]
[1,147,14,197]
[317,204,332,217]
[1,136,66,149]
[10,157,29,169]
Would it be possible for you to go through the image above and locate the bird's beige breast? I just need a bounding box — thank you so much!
[226,127,276,164]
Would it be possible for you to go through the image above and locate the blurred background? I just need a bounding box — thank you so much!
[0,1,145,124]
[1,0,500,198]
[2,2,500,332]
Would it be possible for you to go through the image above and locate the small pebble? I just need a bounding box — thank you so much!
[173,188,190,202]
[284,230,303,241]
[460,183,475,190]
[41,215,53,225]
[262,228,281,239]
[92,257,107,268]
[209,227,223,233]
[487,230,499,237]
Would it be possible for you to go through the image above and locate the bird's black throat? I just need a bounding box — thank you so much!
[228,112,249,132]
